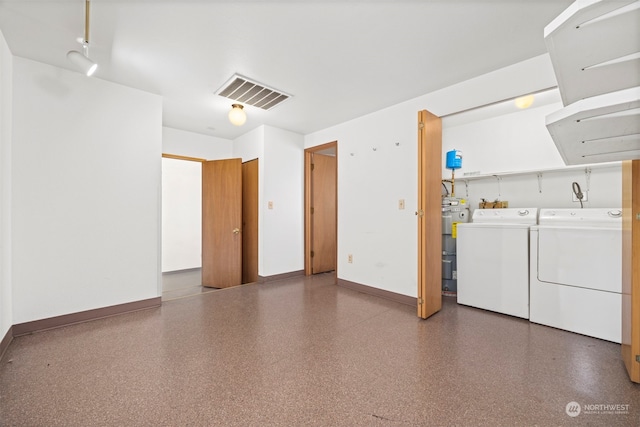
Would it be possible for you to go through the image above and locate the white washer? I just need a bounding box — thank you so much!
[457,208,538,319]
[530,208,622,343]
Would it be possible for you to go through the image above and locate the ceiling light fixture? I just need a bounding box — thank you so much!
[514,94,535,109]
[67,0,97,76]
[228,104,247,126]
[67,51,97,77]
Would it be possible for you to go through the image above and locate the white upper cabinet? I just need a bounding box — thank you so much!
[545,0,640,165]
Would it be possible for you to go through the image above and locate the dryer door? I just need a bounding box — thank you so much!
[537,226,621,293]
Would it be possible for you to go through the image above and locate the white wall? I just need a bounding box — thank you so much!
[160,127,233,273]
[11,57,162,324]
[304,54,567,297]
[0,29,12,339]
[305,104,420,296]
[233,126,264,163]
[161,157,201,272]
[232,127,265,274]
[162,126,232,160]
[232,125,305,277]
[262,126,304,276]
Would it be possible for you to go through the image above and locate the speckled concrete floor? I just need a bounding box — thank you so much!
[1,273,638,426]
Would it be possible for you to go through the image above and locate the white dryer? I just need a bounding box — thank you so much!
[529,208,622,343]
[457,208,538,319]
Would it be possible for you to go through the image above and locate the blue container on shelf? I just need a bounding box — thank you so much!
[446,149,462,170]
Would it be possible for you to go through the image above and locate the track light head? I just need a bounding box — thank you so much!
[67,0,97,77]
[67,50,97,76]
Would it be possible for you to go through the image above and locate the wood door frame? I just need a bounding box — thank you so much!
[417,110,442,319]
[304,141,338,276]
[162,153,206,163]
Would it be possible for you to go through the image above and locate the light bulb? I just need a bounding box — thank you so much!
[228,104,247,126]
[514,95,534,109]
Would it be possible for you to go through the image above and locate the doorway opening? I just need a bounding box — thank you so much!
[161,154,258,300]
[304,142,337,276]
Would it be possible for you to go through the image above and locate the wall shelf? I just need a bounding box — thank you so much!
[543,0,640,165]
[448,161,621,182]
[545,0,639,105]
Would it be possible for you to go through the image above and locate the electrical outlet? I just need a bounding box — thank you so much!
[348,254,353,263]
[572,191,588,202]
[398,199,405,210]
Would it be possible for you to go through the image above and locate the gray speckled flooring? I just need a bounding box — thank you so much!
[1,273,638,426]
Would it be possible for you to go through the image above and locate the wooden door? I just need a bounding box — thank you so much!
[417,110,442,319]
[242,159,259,284]
[310,152,337,274]
[622,159,640,383]
[202,158,242,288]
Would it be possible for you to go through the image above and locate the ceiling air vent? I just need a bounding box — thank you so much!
[215,74,291,110]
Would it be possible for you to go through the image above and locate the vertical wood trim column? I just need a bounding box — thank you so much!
[304,151,313,275]
[417,110,442,319]
[242,159,259,284]
[622,159,640,383]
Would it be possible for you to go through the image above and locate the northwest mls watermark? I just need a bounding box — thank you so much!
[566,401,630,417]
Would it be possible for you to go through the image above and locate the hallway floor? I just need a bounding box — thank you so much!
[1,273,638,426]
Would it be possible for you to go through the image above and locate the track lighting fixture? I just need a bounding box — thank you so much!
[67,0,97,76]
[67,50,97,76]
[228,104,247,126]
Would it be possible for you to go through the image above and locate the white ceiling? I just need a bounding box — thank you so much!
[0,0,573,140]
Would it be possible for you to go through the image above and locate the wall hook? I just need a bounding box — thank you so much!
[493,175,502,198]
[537,172,543,193]
[585,167,591,192]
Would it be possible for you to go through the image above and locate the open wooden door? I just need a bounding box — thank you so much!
[202,158,242,288]
[305,142,337,276]
[622,159,640,383]
[310,152,337,274]
[417,110,442,319]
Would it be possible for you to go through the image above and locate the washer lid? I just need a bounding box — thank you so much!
[471,208,538,224]
[538,208,622,227]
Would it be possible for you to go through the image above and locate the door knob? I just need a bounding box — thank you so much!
[233,228,240,235]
